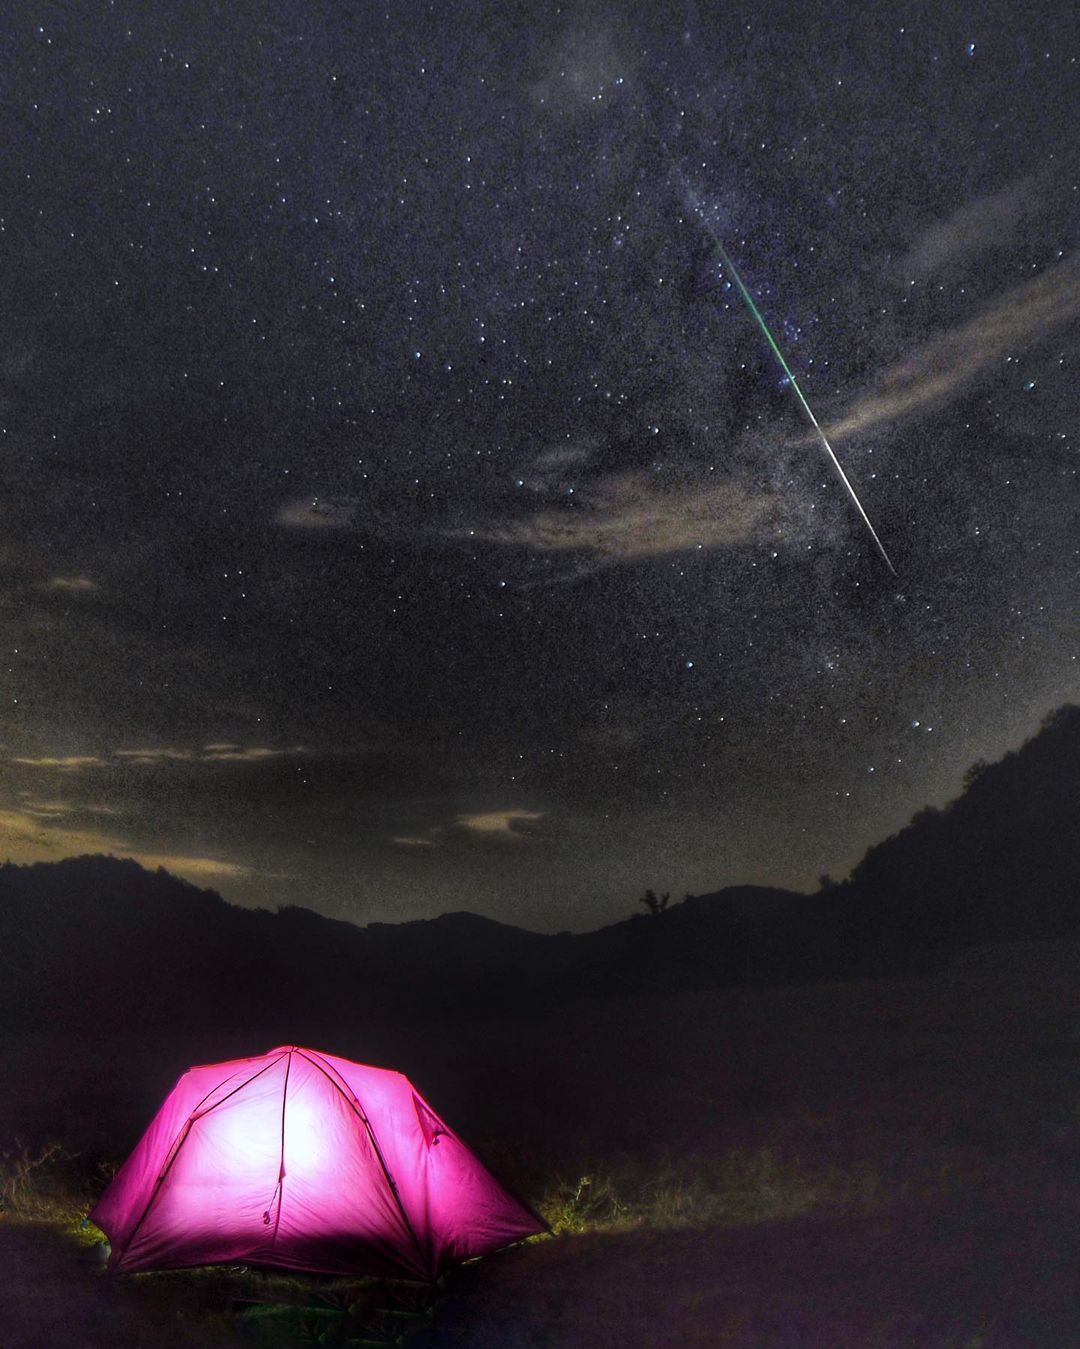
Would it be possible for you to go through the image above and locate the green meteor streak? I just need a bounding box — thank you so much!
[689,194,896,574]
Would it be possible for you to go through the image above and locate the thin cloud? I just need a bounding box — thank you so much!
[276,496,358,529]
[529,439,599,476]
[132,851,251,880]
[389,835,440,849]
[530,27,633,115]
[535,443,596,469]
[12,755,108,771]
[15,795,125,820]
[0,808,120,856]
[0,808,249,881]
[114,744,305,765]
[19,799,74,818]
[455,810,545,840]
[46,575,98,593]
[202,745,305,763]
[471,472,780,562]
[827,252,1080,444]
[114,748,195,763]
[13,745,306,771]
[893,177,1039,283]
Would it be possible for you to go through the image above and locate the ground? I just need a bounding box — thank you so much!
[2,939,1078,1346]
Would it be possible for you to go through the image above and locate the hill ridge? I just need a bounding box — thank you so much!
[1,704,1076,1031]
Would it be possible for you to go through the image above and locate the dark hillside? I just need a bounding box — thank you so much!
[1,706,1077,1037]
[835,702,1080,961]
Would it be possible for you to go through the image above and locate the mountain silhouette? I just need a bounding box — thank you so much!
[1,705,1077,1035]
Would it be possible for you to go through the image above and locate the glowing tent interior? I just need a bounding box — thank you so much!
[90,1045,546,1278]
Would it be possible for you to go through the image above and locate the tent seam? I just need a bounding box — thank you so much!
[112,1052,290,1269]
[295,1048,433,1281]
[267,1049,292,1243]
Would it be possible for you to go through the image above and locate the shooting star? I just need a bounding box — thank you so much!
[682,179,896,574]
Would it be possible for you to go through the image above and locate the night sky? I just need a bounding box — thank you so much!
[2,2,1077,931]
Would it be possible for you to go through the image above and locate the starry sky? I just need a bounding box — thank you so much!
[2,1,1077,931]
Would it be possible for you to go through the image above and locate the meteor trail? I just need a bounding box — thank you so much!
[683,183,897,574]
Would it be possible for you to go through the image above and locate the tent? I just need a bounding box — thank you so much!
[90,1045,546,1278]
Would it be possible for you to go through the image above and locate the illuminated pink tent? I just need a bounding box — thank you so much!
[91,1046,545,1279]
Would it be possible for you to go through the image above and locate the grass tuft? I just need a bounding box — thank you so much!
[0,1137,111,1243]
[536,1143,888,1235]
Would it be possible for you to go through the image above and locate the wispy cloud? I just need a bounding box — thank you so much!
[389,809,547,849]
[11,744,305,771]
[892,177,1040,283]
[202,745,305,763]
[16,796,125,819]
[19,798,76,819]
[469,472,779,562]
[0,808,122,857]
[276,496,359,529]
[132,851,251,879]
[12,755,108,771]
[115,744,305,765]
[827,252,1080,443]
[530,26,633,115]
[528,439,599,478]
[45,575,98,594]
[0,808,248,881]
[455,810,545,840]
[114,748,195,763]
[12,787,126,820]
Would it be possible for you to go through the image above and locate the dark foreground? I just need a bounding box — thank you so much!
[2,938,1078,1346]
[3,1190,1076,1349]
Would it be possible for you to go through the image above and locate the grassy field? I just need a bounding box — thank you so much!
[2,938,1078,1346]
